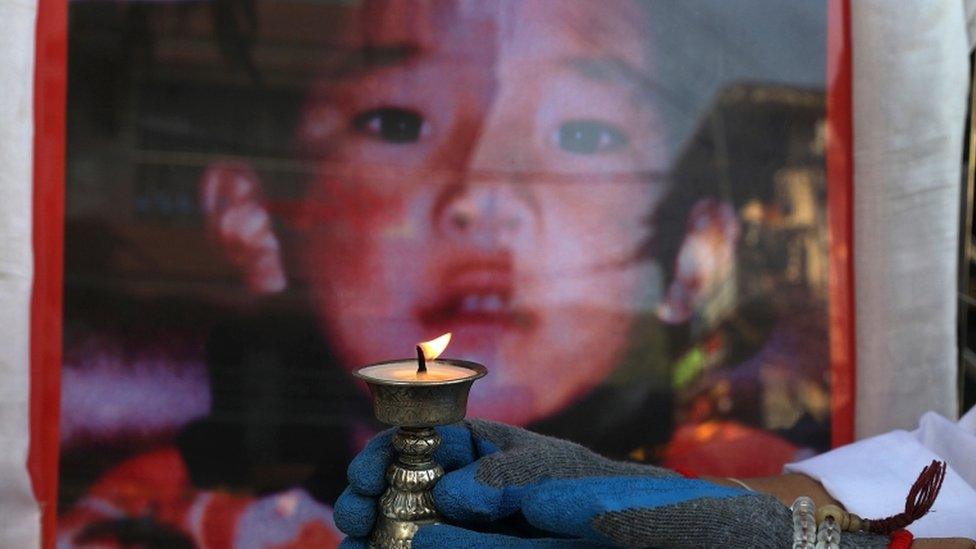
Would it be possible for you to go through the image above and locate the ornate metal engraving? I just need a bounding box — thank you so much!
[371,384,474,427]
[370,428,444,549]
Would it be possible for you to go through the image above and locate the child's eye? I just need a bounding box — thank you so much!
[555,120,629,154]
[353,107,427,143]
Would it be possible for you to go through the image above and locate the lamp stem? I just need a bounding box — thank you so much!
[370,427,443,548]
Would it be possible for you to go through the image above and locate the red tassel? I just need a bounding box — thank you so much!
[867,460,947,535]
[887,530,914,549]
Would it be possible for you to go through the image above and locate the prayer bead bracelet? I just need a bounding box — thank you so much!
[790,499,923,549]
[791,497,862,548]
[787,460,947,548]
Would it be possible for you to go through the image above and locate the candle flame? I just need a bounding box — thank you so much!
[418,332,452,361]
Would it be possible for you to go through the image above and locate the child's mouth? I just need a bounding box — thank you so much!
[419,289,526,327]
[416,258,537,330]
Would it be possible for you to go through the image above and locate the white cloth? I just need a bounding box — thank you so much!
[0,0,41,548]
[786,407,976,539]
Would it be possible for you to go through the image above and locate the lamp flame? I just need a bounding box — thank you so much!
[418,332,452,361]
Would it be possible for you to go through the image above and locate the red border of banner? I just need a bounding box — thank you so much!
[29,0,67,547]
[826,0,856,448]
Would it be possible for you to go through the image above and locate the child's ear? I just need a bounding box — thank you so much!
[657,198,740,325]
[199,161,286,295]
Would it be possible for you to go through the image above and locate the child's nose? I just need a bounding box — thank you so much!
[434,178,536,249]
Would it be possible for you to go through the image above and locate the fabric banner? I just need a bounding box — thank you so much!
[54,2,850,545]
[1,1,972,547]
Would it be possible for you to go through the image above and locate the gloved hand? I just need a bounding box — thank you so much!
[335,420,889,548]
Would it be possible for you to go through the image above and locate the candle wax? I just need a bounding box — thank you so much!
[357,361,477,383]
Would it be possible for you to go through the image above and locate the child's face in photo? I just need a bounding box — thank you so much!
[297,0,671,425]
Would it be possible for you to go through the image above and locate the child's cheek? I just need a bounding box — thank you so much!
[301,174,409,258]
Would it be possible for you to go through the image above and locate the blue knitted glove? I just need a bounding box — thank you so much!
[336,424,612,548]
[335,420,889,548]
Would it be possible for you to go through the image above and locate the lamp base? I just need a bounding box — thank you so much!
[369,427,444,549]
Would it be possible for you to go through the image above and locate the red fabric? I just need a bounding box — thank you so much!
[826,0,856,447]
[58,447,342,548]
[198,492,253,549]
[56,448,200,545]
[887,529,914,549]
[29,0,67,547]
[62,448,198,530]
[671,466,699,479]
[58,448,246,546]
[663,420,800,478]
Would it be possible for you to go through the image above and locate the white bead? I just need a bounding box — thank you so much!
[791,497,818,549]
[813,515,841,549]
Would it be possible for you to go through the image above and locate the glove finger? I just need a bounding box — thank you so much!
[333,486,377,538]
[338,536,369,549]
[433,458,516,522]
[521,477,746,541]
[348,424,481,497]
[464,419,509,456]
[412,523,613,549]
[434,423,480,471]
[347,429,396,496]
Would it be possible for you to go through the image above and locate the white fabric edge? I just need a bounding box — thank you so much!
[785,411,976,539]
[0,0,42,547]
